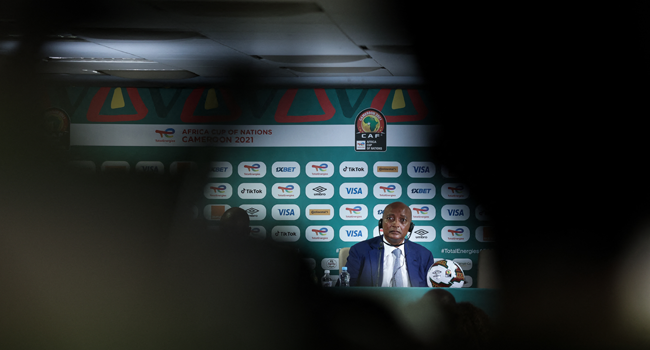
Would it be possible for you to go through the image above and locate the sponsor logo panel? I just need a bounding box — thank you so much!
[272,183,301,199]
[208,161,232,178]
[340,161,368,178]
[238,183,267,199]
[101,161,130,174]
[339,183,368,199]
[410,204,435,221]
[373,183,402,199]
[240,204,267,221]
[411,226,436,242]
[204,183,232,199]
[339,226,369,242]
[306,205,334,220]
[373,204,388,220]
[272,161,300,178]
[339,204,368,220]
[373,161,402,178]
[463,275,473,288]
[441,205,470,221]
[321,258,339,270]
[271,225,300,242]
[475,205,491,221]
[249,226,266,239]
[453,258,473,271]
[306,226,334,242]
[272,204,301,220]
[441,165,458,178]
[203,204,231,221]
[442,226,470,242]
[238,162,267,178]
[442,183,470,199]
[407,183,436,199]
[306,183,334,199]
[476,226,495,242]
[135,161,164,174]
[306,161,334,178]
[170,161,198,176]
[407,161,435,178]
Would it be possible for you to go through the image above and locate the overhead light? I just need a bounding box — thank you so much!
[96,69,198,80]
[281,67,384,74]
[45,57,156,63]
[260,55,371,64]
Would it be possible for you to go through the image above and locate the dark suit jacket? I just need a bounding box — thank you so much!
[345,236,434,287]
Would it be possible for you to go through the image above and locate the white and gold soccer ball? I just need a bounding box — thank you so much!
[427,259,465,288]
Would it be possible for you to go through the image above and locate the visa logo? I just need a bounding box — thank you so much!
[413,166,430,173]
[142,166,159,172]
[345,188,363,195]
[346,230,363,237]
[278,209,296,216]
[447,209,465,216]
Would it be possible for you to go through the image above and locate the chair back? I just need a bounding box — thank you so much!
[477,249,500,288]
[339,247,350,275]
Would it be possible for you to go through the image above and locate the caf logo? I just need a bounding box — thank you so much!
[354,108,387,152]
[356,108,385,133]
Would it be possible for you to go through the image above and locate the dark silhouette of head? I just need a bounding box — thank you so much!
[220,207,251,237]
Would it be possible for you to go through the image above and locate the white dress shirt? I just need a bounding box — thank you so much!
[381,240,411,287]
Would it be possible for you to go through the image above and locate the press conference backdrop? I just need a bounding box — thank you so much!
[44,87,495,286]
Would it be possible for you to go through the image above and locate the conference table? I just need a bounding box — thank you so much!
[325,287,501,320]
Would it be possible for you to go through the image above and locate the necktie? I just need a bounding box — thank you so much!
[391,249,404,287]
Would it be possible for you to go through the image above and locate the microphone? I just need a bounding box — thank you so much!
[376,244,383,287]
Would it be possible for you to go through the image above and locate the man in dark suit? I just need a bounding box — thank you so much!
[345,202,434,287]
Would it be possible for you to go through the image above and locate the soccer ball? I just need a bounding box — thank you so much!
[427,259,465,288]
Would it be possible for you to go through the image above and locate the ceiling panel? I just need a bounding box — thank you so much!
[2,0,426,86]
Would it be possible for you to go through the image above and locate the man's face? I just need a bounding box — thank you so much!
[382,203,412,245]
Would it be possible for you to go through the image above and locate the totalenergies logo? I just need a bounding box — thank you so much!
[346,206,362,214]
[448,185,464,194]
[312,227,328,236]
[413,206,429,214]
[155,128,175,138]
[379,185,396,193]
[448,228,464,236]
[210,185,227,193]
[244,164,261,172]
[278,185,294,193]
[312,163,328,172]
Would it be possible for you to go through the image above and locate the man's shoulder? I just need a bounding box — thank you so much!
[350,236,382,251]
[405,239,432,254]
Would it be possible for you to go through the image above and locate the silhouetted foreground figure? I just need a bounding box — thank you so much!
[402,289,494,350]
